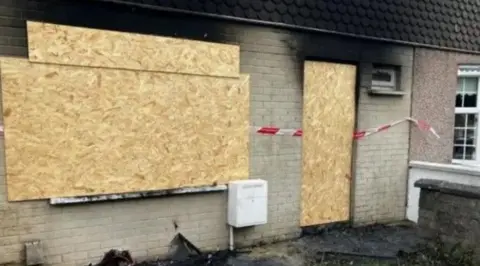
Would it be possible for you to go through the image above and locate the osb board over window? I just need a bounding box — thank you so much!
[300,61,356,226]
[27,21,240,78]
[0,58,249,201]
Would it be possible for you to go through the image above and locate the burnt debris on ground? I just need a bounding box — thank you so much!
[88,249,135,266]
[296,223,423,258]
[89,250,288,266]
[89,223,429,266]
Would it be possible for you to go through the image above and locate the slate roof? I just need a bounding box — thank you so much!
[117,0,480,52]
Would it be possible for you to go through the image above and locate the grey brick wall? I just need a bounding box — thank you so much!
[354,46,413,223]
[0,1,412,265]
[0,1,28,56]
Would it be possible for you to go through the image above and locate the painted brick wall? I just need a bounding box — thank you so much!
[0,1,412,265]
[354,47,413,223]
[226,27,414,226]
[0,3,302,265]
[0,1,28,57]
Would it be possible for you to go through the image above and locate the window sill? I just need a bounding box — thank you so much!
[452,159,480,167]
[409,160,480,177]
[367,88,406,96]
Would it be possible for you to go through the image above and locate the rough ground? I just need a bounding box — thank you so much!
[134,223,425,266]
[241,223,422,266]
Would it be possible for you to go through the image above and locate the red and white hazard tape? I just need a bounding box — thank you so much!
[411,118,440,138]
[252,117,440,140]
[353,117,440,140]
[0,117,439,140]
[252,126,303,136]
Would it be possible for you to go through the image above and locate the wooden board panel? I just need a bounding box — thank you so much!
[300,61,356,226]
[1,58,249,201]
[27,21,240,78]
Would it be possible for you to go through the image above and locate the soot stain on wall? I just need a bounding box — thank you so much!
[16,0,407,132]
[24,0,235,45]
[22,0,408,68]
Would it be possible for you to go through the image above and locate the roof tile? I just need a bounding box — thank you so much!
[128,0,480,51]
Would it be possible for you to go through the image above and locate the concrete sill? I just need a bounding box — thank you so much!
[367,89,406,96]
[414,178,480,200]
[409,160,480,177]
[49,184,228,205]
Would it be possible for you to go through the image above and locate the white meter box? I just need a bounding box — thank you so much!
[227,179,268,228]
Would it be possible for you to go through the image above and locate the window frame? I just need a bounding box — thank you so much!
[453,68,480,166]
[371,67,396,89]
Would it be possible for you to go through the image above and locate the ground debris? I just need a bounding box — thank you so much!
[89,223,436,266]
[168,233,202,261]
[88,249,135,266]
[296,223,422,259]
[88,233,235,266]
[89,250,237,266]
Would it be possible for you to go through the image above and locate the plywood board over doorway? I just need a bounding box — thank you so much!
[301,61,356,227]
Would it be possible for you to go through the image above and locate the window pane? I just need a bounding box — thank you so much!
[453,113,478,160]
[467,129,476,145]
[466,146,476,160]
[455,94,463,107]
[453,146,465,159]
[464,77,478,93]
[456,94,463,107]
[463,77,478,107]
[464,94,477,107]
[454,129,466,145]
[467,114,478,127]
[455,114,466,127]
[456,77,478,107]
[457,78,464,93]
[372,70,392,82]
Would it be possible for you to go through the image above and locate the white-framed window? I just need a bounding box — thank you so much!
[371,67,397,91]
[453,66,480,165]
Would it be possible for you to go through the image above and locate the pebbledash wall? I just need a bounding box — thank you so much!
[407,49,480,223]
[410,48,480,164]
[0,1,414,265]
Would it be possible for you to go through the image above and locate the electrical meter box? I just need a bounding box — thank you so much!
[227,179,268,228]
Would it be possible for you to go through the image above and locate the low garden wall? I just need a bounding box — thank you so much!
[408,161,480,222]
[415,179,480,263]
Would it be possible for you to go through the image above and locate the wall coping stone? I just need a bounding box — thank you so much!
[410,160,480,177]
[414,178,480,200]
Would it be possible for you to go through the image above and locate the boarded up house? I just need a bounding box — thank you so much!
[0,0,478,265]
